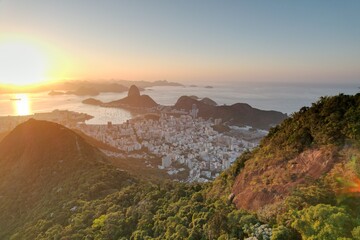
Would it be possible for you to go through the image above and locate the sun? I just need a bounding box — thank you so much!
[0,40,48,86]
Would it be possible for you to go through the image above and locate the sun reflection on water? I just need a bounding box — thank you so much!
[13,94,31,116]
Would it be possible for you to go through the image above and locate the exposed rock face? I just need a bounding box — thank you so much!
[105,85,158,108]
[228,93,360,213]
[232,147,337,211]
[128,85,141,97]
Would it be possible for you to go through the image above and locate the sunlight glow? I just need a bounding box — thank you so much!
[337,176,360,195]
[0,40,48,86]
[12,94,31,116]
[346,177,360,194]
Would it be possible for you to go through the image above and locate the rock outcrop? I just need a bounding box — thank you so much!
[105,85,158,108]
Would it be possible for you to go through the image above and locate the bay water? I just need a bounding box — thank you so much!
[0,82,358,124]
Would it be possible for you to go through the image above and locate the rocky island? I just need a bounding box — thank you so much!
[83,85,158,109]
[104,85,158,108]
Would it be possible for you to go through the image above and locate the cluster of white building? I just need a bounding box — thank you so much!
[0,107,265,182]
[76,113,260,182]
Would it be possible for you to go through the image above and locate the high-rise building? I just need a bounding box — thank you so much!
[190,104,199,119]
[162,155,172,168]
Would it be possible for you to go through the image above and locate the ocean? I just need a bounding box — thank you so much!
[0,82,358,124]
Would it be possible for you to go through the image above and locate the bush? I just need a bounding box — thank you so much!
[291,204,354,240]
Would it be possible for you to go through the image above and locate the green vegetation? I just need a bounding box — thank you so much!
[9,182,270,240]
[215,93,360,239]
[0,93,359,239]
[264,93,360,159]
[290,204,354,240]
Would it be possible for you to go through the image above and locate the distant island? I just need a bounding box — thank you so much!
[104,85,158,108]
[59,80,181,93]
[83,85,158,109]
[47,81,182,97]
[48,90,66,96]
[82,98,103,105]
[48,82,129,96]
[187,85,213,88]
[49,86,100,96]
[116,79,183,88]
[0,79,183,94]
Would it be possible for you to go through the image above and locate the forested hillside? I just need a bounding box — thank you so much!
[214,93,360,239]
[0,93,359,240]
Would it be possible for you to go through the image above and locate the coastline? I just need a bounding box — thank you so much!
[0,83,358,125]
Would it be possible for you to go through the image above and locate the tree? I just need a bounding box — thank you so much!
[291,204,354,240]
[352,226,360,240]
[271,225,299,240]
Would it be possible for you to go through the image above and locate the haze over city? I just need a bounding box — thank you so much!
[0,0,359,86]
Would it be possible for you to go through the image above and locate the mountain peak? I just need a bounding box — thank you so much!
[128,85,141,97]
[0,119,134,238]
[0,119,106,179]
[105,85,158,108]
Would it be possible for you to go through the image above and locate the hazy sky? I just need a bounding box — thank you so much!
[0,0,359,83]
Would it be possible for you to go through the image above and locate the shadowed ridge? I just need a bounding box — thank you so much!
[0,119,135,238]
[0,119,106,176]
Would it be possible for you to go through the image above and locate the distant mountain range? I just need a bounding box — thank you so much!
[49,84,128,96]
[0,79,182,94]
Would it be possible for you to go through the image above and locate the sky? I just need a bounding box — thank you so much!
[0,0,359,84]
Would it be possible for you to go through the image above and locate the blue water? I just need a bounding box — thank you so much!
[146,82,359,113]
[0,82,358,124]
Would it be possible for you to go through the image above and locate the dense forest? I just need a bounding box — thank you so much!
[0,93,359,240]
